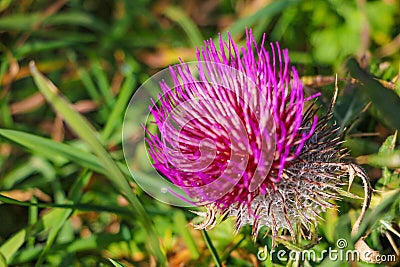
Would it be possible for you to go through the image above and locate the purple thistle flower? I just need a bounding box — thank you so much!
[145,29,347,238]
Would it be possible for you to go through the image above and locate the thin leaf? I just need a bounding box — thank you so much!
[173,211,200,259]
[27,197,38,248]
[0,168,131,265]
[224,0,299,39]
[15,41,74,58]
[0,95,12,128]
[108,258,127,267]
[378,132,398,154]
[378,132,398,186]
[346,58,400,130]
[0,129,105,175]
[356,150,400,168]
[29,61,166,265]
[0,194,130,215]
[0,13,40,30]
[43,12,106,31]
[352,189,400,242]
[101,74,136,141]
[77,65,109,120]
[0,252,7,267]
[34,171,91,267]
[11,232,127,264]
[221,235,246,262]
[0,229,25,264]
[0,158,37,189]
[0,0,12,12]
[0,171,91,264]
[78,66,101,101]
[164,6,203,48]
[90,58,114,109]
[34,208,71,267]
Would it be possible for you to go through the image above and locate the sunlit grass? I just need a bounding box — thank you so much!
[0,1,399,266]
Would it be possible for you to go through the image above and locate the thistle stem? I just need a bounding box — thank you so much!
[202,230,223,267]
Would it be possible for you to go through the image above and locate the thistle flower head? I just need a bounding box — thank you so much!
[145,29,345,238]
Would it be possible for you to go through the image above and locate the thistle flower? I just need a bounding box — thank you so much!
[145,29,352,239]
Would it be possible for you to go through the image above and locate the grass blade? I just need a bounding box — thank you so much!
[352,189,400,242]
[164,6,203,48]
[0,170,91,264]
[224,0,299,38]
[0,129,105,175]
[27,197,38,248]
[90,58,114,109]
[0,252,7,267]
[29,61,166,265]
[101,74,136,141]
[0,194,131,215]
[34,171,91,266]
[173,211,200,259]
[0,229,25,264]
[0,13,40,30]
[109,258,127,267]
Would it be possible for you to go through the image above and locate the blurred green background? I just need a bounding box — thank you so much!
[0,0,399,266]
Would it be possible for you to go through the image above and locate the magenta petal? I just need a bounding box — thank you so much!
[145,29,317,212]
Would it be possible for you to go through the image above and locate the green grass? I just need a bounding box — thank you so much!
[0,1,399,266]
